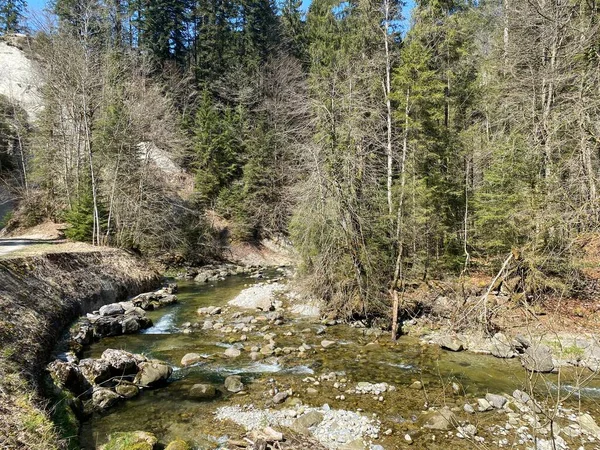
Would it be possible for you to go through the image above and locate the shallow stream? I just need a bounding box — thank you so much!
[79,273,600,449]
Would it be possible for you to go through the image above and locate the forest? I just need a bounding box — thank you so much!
[1,0,600,323]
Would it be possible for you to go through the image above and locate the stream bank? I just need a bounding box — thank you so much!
[0,250,160,450]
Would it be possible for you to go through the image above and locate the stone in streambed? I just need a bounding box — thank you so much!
[79,358,112,385]
[521,344,554,373]
[115,382,139,398]
[99,431,157,450]
[134,360,172,387]
[181,353,204,367]
[190,383,217,399]
[272,391,289,404]
[165,439,191,450]
[421,407,456,430]
[101,349,141,374]
[92,387,121,410]
[224,347,241,358]
[485,393,507,409]
[224,375,244,393]
[321,339,336,348]
[99,303,125,317]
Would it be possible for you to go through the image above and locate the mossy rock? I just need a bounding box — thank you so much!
[165,439,191,450]
[101,431,157,450]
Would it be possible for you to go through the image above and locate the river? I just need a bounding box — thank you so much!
[79,272,600,449]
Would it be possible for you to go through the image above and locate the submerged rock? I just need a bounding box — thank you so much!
[224,347,242,358]
[189,383,217,399]
[421,407,456,430]
[165,439,191,450]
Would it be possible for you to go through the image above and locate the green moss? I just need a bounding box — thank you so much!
[102,431,157,450]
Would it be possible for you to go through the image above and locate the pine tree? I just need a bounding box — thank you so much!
[0,0,26,33]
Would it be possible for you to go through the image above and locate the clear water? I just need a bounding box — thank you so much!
[79,275,600,449]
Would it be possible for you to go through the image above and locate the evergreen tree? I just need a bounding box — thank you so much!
[0,0,26,33]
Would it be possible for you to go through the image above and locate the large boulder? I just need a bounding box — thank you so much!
[490,332,515,358]
[93,316,123,338]
[79,358,112,385]
[134,360,172,387]
[47,360,91,396]
[99,303,125,317]
[521,344,554,373]
[228,283,285,311]
[92,387,121,410]
[121,316,141,334]
[101,349,142,375]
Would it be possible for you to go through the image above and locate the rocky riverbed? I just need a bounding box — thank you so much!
[70,269,600,450]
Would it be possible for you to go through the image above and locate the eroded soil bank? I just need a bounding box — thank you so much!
[0,250,160,449]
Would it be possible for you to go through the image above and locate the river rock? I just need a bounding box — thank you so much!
[295,411,324,429]
[165,439,191,450]
[224,375,244,393]
[251,427,283,442]
[115,382,139,398]
[125,306,147,317]
[485,393,507,409]
[228,283,285,311]
[47,360,90,396]
[490,332,515,358]
[100,431,157,450]
[440,337,464,352]
[158,294,177,306]
[134,360,172,387]
[273,391,289,404]
[477,398,493,411]
[197,306,221,315]
[92,387,121,409]
[93,316,123,337]
[79,358,112,385]
[521,344,554,372]
[121,316,141,334]
[189,383,217,399]
[224,347,241,358]
[421,407,456,430]
[101,349,140,374]
[578,413,600,438]
[99,303,125,317]
[321,340,336,348]
[181,353,204,367]
[339,439,367,450]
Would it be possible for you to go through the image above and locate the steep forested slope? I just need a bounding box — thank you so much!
[0,0,599,329]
